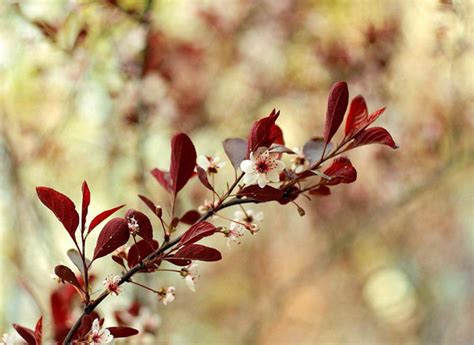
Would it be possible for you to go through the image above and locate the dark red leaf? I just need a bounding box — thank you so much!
[196,166,214,191]
[164,255,191,266]
[344,95,368,137]
[348,127,398,149]
[125,209,153,242]
[170,133,197,194]
[81,181,90,232]
[180,221,217,245]
[13,324,36,345]
[36,187,79,241]
[309,185,331,196]
[174,244,222,262]
[51,285,76,340]
[238,185,283,202]
[150,168,172,193]
[322,157,357,185]
[269,124,284,145]
[107,327,139,338]
[88,204,125,233]
[138,194,162,218]
[127,240,159,269]
[54,265,82,290]
[323,81,349,144]
[247,109,280,156]
[278,186,300,205]
[34,316,43,345]
[222,138,247,170]
[93,218,130,260]
[112,255,126,268]
[180,210,201,225]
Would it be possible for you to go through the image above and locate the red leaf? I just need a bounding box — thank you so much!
[150,168,172,193]
[344,95,368,137]
[54,265,82,290]
[278,186,300,205]
[348,127,398,149]
[222,138,247,170]
[107,327,139,338]
[174,244,222,262]
[196,166,214,191]
[238,185,284,202]
[269,124,285,145]
[93,218,130,260]
[34,316,43,345]
[13,324,36,345]
[125,209,153,242]
[322,157,357,185]
[309,185,331,196]
[51,285,76,340]
[180,210,201,225]
[81,181,90,232]
[36,187,79,241]
[180,221,217,246]
[247,109,280,156]
[127,240,159,269]
[170,133,197,194]
[88,205,125,233]
[138,195,162,218]
[112,255,126,268]
[324,81,349,144]
[367,107,386,125]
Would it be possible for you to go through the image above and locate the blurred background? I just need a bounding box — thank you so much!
[1,0,473,344]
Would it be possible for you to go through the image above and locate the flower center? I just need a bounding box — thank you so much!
[256,161,269,173]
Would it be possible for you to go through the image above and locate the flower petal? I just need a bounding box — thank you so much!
[240,160,254,173]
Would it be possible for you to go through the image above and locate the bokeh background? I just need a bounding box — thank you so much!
[1,0,473,344]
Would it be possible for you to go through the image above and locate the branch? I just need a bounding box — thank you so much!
[62,196,257,344]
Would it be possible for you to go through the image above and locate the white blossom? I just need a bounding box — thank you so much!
[88,319,113,344]
[291,147,310,173]
[197,155,225,174]
[103,275,122,296]
[158,287,176,305]
[181,263,199,292]
[233,209,264,234]
[240,147,285,188]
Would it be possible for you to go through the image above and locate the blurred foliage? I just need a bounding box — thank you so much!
[0,0,473,344]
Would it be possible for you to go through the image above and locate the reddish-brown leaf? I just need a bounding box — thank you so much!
[81,181,90,232]
[247,109,280,156]
[125,209,153,242]
[150,168,172,193]
[93,218,130,260]
[180,221,217,246]
[13,324,36,345]
[180,210,201,225]
[367,107,387,125]
[344,95,368,137]
[196,166,214,191]
[309,185,331,196]
[170,133,197,194]
[238,185,283,202]
[322,157,357,185]
[107,327,139,338]
[138,194,162,218]
[348,127,398,149]
[223,138,247,170]
[278,186,300,205]
[174,244,222,262]
[54,265,82,290]
[34,316,43,345]
[36,187,79,241]
[324,81,349,144]
[88,205,125,233]
[127,240,159,269]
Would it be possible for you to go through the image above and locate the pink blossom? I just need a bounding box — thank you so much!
[88,319,113,344]
[240,147,285,188]
[103,275,122,296]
